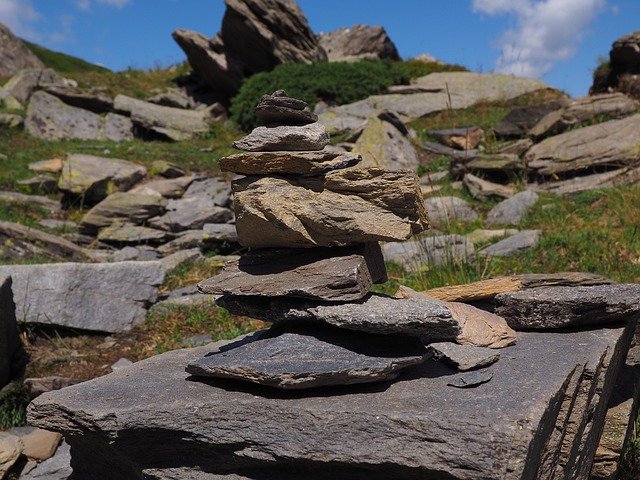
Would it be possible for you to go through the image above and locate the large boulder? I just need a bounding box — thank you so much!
[0,276,28,389]
[0,22,44,76]
[0,262,165,333]
[318,24,400,62]
[2,68,63,105]
[172,0,326,98]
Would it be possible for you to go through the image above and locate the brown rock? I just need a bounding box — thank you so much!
[318,24,400,62]
[463,173,516,200]
[21,428,62,461]
[447,302,516,349]
[23,376,81,399]
[451,153,524,180]
[28,158,64,174]
[219,150,361,175]
[255,90,317,126]
[233,122,330,152]
[0,433,23,477]
[80,192,167,235]
[233,168,429,248]
[430,127,484,150]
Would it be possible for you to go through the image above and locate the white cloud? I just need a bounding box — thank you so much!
[76,0,91,12]
[473,0,606,78]
[0,0,40,38]
[74,0,131,12]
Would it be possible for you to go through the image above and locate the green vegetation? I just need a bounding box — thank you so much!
[0,382,30,428]
[24,41,110,73]
[230,59,466,131]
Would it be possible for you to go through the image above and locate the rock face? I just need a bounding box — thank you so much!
[233,168,429,248]
[25,91,133,141]
[525,114,640,177]
[0,22,44,76]
[0,276,28,389]
[172,0,326,98]
[198,244,387,302]
[187,326,427,389]
[58,154,146,204]
[2,68,62,105]
[318,24,400,62]
[233,122,329,152]
[0,262,165,333]
[494,284,640,330]
[27,325,633,479]
[220,150,361,176]
[43,85,114,114]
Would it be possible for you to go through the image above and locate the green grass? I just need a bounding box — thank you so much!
[0,381,30,429]
[24,41,110,73]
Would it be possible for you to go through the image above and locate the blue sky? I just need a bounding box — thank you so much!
[2,0,639,97]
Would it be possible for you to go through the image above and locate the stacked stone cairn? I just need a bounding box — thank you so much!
[187,91,517,388]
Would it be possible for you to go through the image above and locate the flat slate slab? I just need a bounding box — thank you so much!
[187,325,428,389]
[28,324,633,479]
[428,342,500,371]
[219,150,361,176]
[198,244,387,302]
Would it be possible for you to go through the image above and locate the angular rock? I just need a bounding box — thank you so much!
[43,85,114,114]
[421,272,612,303]
[187,325,428,389]
[17,175,58,194]
[420,140,478,160]
[80,192,167,235]
[2,68,61,105]
[318,24,400,62]
[156,224,239,255]
[430,127,484,150]
[446,370,494,388]
[220,150,361,176]
[496,138,534,156]
[147,88,198,110]
[0,432,22,477]
[463,173,516,200]
[28,325,632,479]
[381,234,474,270]
[494,284,640,330]
[0,221,90,262]
[0,276,28,389]
[19,428,62,461]
[428,342,500,371]
[611,30,640,73]
[423,196,478,225]
[58,154,146,204]
[218,293,515,348]
[493,99,568,138]
[0,190,60,214]
[28,158,63,174]
[0,261,165,332]
[480,230,541,257]
[352,113,419,171]
[451,153,524,180]
[103,112,134,141]
[38,219,76,231]
[114,94,212,141]
[23,377,81,400]
[183,177,232,207]
[530,165,640,196]
[233,122,329,152]
[130,175,197,199]
[97,223,172,245]
[233,168,429,248]
[160,248,203,271]
[149,199,233,233]
[0,23,44,76]
[198,243,386,302]
[22,441,71,480]
[526,114,640,176]
[486,190,538,226]
[255,90,317,126]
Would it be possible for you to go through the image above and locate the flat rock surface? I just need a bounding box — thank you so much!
[27,326,632,479]
[187,325,428,389]
[233,168,429,248]
[480,230,541,257]
[0,262,165,332]
[198,244,386,301]
[234,123,329,152]
[352,115,419,171]
[495,284,640,330]
[220,150,361,175]
[429,342,500,371]
[0,220,89,262]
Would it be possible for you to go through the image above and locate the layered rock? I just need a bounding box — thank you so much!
[318,24,400,62]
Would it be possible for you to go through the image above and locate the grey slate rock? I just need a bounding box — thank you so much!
[486,190,539,226]
[26,325,633,479]
[187,325,428,389]
[255,91,318,126]
[150,199,233,233]
[493,100,568,138]
[480,230,541,257]
[494,284,640,330]
[429,342,500,371]
[43,85,114,114]
[198,244,387,302]
[22,441,71,480]
[447,370,494,388]
[2,68,61,104]
[233,122,330,152]
[424,196,478,224]
[0,262,165,333]
[382,234,474,270]
[97,223,173,245]
[0,24,44,76]
[80,192,167,235]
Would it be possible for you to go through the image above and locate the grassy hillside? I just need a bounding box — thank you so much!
[23,40,110,73]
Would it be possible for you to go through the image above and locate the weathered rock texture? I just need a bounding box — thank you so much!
[2,68,61,105]
[198,244,386,302]
[255,90,317,126]
[428,342,500,371]
[493,99,569,138]
[220,150,361,175]
[318,24,400,62]
[233,122,329,152]
[0,262,165,332]
[0,276,28,389]
[479,230,541,257]
[233,168,429,248]
[27,324,633,479]
[495,284,640,330]
[0,22,44,76]
[80,192,167,235]
[187,326,427,389]
[0,221,90,262]
[486,190,538,226]
[381,234,474,270]
[530,165,640,196]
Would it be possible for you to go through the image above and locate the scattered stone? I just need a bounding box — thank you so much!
[352,113,419,170]
[430,127,484,150]
[234,168,428,248]
[22,440,71,480]
[58,154,146,204]
[80,192,167,235]
[493,99,568,138]
[420,140,478,160]
[318,24,400,62]
[466,228,518,245]
[423,196,478,225]
[17,175,58,194]
[428,342,500,371]
[479,230,541,257]
[183,177,232,207]
[0,261,165,332]
[530,165,640,195]
[381,234,474,270]
[450,153,524,180]
[494,284,640,330]
[0,190,60,214]
[0,276,28,389]
[0,23,44,76]
[38,219,76,231]
[0,112,23,128]
[23,377,80,400]
[220,150,361,176]
[43,85,114,114]
[0,221,90,262]
[526,114,640,177]
[188,325,428,389]
[130,175,197,199]
[420,170,449,184]
[255,90,318,126]
[496,138,534,155]
[149,198,233,233]
[97,222,172,244]
[151,160,185,178]
[0,432,23,477]
[28,326,630,479]
[486,190,538,226]
[28,158,63,174]
[218,293,515,348]
[446,370,493,388]
[19,428,62,461]
[233,122,329,152]
[156,224,238,255]
[463,173,516,200]
[111,358,133,372]
[160,248,203,271]
[199,244,386,302]
[147,88,198,110]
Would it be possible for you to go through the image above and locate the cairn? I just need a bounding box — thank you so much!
[186,91,515,388]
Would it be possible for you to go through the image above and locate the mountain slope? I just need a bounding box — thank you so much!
[23,41,110,73]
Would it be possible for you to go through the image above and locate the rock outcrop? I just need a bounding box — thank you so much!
[591,30,640,100]
[0,22,44,76]
[318,24,400,62]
